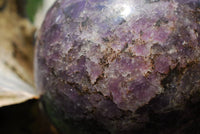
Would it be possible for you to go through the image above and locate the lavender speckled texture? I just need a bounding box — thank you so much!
[35,0,200,133]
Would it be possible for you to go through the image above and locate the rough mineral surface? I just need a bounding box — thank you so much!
[35,0,200,133]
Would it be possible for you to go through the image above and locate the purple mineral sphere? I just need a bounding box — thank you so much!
[35,0,200,133]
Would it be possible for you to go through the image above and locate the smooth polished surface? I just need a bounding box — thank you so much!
[35,0,200,133]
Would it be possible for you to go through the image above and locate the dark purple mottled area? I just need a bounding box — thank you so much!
[35,0,200,133]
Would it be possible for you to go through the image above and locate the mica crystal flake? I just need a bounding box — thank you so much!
[35,0,200,133]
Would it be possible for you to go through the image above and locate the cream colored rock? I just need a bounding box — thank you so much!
[0,0,39,107]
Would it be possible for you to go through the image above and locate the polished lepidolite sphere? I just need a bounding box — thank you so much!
[35,0,200,133]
